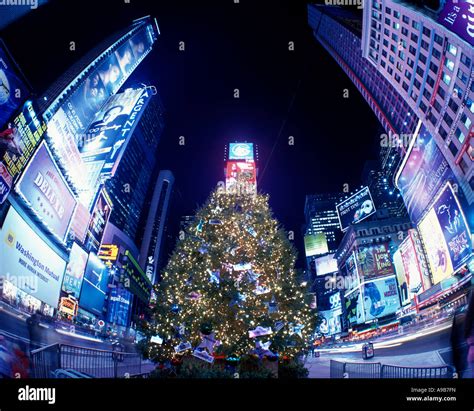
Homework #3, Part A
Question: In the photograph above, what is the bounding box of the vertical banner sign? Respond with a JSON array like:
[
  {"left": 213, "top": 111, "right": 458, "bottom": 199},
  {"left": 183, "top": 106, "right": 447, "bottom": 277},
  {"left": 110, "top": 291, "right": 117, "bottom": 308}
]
[{"left": 0, "top": 162, "right": 12, "bottom": 204}]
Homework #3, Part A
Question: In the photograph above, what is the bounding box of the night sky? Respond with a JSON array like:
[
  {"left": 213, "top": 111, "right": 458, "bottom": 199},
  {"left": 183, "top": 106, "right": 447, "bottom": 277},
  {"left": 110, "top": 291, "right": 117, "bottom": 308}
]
[{"left": 1, "top": 0, "right": 382, "bottom": 267}]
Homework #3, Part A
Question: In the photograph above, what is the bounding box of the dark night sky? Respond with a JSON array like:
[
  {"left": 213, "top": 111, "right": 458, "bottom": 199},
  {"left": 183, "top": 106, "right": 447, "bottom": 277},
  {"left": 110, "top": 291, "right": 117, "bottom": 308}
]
[{"left": 1, "top": 0, "right": 381, "bottom": 267}]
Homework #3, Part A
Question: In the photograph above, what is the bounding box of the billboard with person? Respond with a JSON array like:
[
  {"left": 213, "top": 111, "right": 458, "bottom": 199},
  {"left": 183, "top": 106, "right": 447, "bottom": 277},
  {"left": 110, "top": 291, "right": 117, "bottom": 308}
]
[
  {"left": 61, "top": 242, "right": 88, "bottom": 299},
  {"left": 362, "top": 276, "right": 401, "bottom": 322},
  {"left": 336, "top": 186, "right": 376, "bottom": 231},
  {"left": 395, "top": 124, "right": 456, "bottom": 223},
  {"left": 85, "top": 188, "right": 113, "bottom": 251},
  {"left": 0, "top": 40, "right": 30, "bottom": 128},
  {"left": 357, "top": 243, "right": 394, "bottom": 280}
]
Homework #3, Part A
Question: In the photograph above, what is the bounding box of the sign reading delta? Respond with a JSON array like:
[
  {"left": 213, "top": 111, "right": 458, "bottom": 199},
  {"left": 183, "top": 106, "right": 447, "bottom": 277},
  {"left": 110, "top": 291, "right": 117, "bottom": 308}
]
[{"left": 15, "top": 141, "right": 77, "bottom": 241}]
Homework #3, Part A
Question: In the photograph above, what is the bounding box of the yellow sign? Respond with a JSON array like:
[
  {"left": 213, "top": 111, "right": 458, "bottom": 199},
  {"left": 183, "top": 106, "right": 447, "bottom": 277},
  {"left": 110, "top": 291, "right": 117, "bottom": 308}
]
[
  {"left": 59, "top": 297, "right": 77, "bottom": 317},
  {"left": 98, "top": 244, "right": 119, "bottom": 261}
]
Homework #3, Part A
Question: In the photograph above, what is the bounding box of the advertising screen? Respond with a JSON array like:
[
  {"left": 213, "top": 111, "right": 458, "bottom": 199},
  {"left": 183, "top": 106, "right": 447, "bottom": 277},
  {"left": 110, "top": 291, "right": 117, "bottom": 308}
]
[
  {"left": 15, "top": 141, "right": 77, "bottom": 241},
  {"left": 357, "top": 243, "right": 394, "bottom": 280},
  {"left": 396, "top": 124, "right": 456, "bottom": 223},
  {"left": 419, "top": 183, "right": 472, "bottom": 284},
  {"left": 0, "top": 207, "right": 67, "bottom": 307},
  {"left": 314, "top": 277, "right": 342, "bottom": 311},
  {"left": 304, "top": 233, "right": 329, "bottom": 257},
  {"left": 362, "top": 276, "right": 401, "bottom": 322},
  {"left": 318, "top": 308, "right": 342, "bottom": 336},
  {"left": 336, "top": 186, "right": 376, "bottom": 231},
  {"left": 2, "top": 100, "right": 47, "bottom": 179},
  {"left": 0, "top": 41, "right": 30, "bottom": 128},
  {"left": 399, "top": 232, "right": 424, "bottom": 300},
  {"left": 62, "top": 242, "right": 88, "bottom": 299},
  {"left": 437, "top": 0, "right": 474, "bottom": 47},
  {"left": 393, "top": 249, "right": 410, "bottom": 306},
  {"left": 229, "top": 143, "right": 254, "bottom": 161},
  {"left": 225, "top": 160, "right": 257, "bottom": 194},
  {"left": 345, "top": 251, "right": 360, "bottom": 291},
  {"left": 79, "top": 253, "right": 109, "bottom": 316},
  {"left": 314, "top": 253, "right": 338, "bottom": 276},
  {"left": 68, "top": 202, "right": 91, "bottom": 244},
  {"left": 85, "top": 189, "right": 113, "bottom": 250},
  {"left": 345, "top": 288, "right": 364, "bottom": 325},
  {"left": 106, "top": 286, "right": 132, "bottom": 327},
  {"left": 80, "top": 87, "right": 153, "bottom": 186}
]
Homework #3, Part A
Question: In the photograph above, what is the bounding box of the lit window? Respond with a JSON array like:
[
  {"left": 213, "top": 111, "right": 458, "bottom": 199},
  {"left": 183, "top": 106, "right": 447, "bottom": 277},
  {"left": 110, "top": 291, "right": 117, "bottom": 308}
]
[
  {"left": 447, "top": 43, "right": 458, "bottom": 56},
  {"left": 443, "top": 73, "right": 452, "bottom": 86},
  {"left": 445, "top": 58, "right": 455, "bottom": 71}
]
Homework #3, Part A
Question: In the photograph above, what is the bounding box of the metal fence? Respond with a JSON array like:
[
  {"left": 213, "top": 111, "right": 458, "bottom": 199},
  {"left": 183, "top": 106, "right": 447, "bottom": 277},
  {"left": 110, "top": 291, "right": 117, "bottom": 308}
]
[
  {"left": 330, "top": 360, "right": 456, "bottom": 379},
  {"left": 31, "top": 343, "right": 146, "bottom": 378}
]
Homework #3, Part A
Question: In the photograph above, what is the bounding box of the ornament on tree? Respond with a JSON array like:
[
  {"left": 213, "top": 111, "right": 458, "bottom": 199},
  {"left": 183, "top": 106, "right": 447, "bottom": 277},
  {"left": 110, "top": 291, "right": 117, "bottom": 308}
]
[
  {"left": 274, "top": 321, "right": 285, "bottom": 333},
  {"left": 245, "top": 270, "right": 260, "bottom": 283},
  {"left": 186, "top": 291, "right": 202, "bottom": 300},
  {"left": 229, "top": 292, "right": 246, "bottom": 307},
  {"left": 208, "top": 219, "right": 223, "bottom": 225},
  {"left": 233, "top": 262, "right": 252, "bottom": 271},
  {"left": 211, "top": 205, "right": 222, "bottom": 215},
  {"left": 254, "top": 281, "right": 271, "bottom": 295},
  {"left": 266, "top": 296, "right": 279, "bottom": 314},
  {"left": 253, "top": 340, "right": 276, "bottom": 358},
  {"left": 170, "top": 304, "right": 181, "bottom": 313},
  {"left": 195, "top": 219, "right": 204, "bottom": 234},
  {"left": 245, "top": 225, "right": 257, "bottom": 238},
  {"left": 207, "top": 269, "right": 220, "bottom": 285},
  {"left": 174, "top": 341, "right": 192, "bottom": 353},
  {"left": 289, "top": 323, "right": 304, "bottom": 338},
  {"left": 198, "top": 244, "right": 209, "bottom": 254},
  {"left": 150, "top": 335, "right": 163, "bottom": 345},
  {"left": 193, "top": 331, "right": 220, "bottom": 363},
  {"left": 249, "top": 326, "right": 273, "bottom": 338},
  {"left": 200, "top": 323, "right": 213, "bottom": 335}
]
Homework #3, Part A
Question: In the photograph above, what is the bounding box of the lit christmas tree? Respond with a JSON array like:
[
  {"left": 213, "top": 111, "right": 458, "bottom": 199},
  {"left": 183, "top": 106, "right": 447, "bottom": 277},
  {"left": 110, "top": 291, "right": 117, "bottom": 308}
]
[{"left": 143, "top": 188, "right": 316, "bottom": 364}]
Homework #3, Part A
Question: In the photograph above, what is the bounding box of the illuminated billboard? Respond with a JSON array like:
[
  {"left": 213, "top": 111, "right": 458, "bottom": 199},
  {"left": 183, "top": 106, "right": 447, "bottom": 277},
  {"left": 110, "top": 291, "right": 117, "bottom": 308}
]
[
  {"left": 393, "top": 249, "right": 410, "bottom": 306},
  {"left": 68, "top": 202, "right": 91, "bottom": 244},
  {"left": 229, "top": 143, "right": 254, "bottom": 161},
  {"left": 79, "top": 253, "right": 109, "bottom": 316},
  {"left": 106, "top": 286, "right": 132, "bottom": 327},
  {"left": 1, "top": 100, "right": 47, "bottom": 179},
  {"left": 304, "top": 233, "right": 329, "bottom": 257},
  {"left": 0, "top": 207, "right": 67, "bottom": 307},
  {"left": 418, "top": 183, "right": 472, "bottom": 284},
  {"left": 98, "top": 244, "right": 119, "bottom": 261},
  {"left": 345, "top": 288, "right": 364, "bottom": 325},
  {"left": 15, "top": 141, "right": 77, "bottom": 241},
  {"left": 437, "top": 0, "right": 474, "bottom": 47},
  {"left": 357, "top": 243, "right": 394, "bottom": 280},
  {"left": 396, "top": 124, "right": 456, "bottom": 223},
  {"left": 314, "top": 253, "right": 338, "bottom": 276},
  {"left": 362, "top": 276, "right": 401, "bottom": 322},
  {"left": 225, "top": 160, "right": 257, "bottom": 194},
  {"left": 80, "top": 87, "right": 153, "bottom": 187},
  {"left": 399, "top": 231, "right": 425, "bottom": 301},
  {"left": 62, "top": 242, "right": 88, "bottom": 299},
  {"left": 85, "top": 188, "right": 113, "bottom": 251},
  {"left": 336, "top": 186, "right": 376, "bottom": 231},
  {"left": 318, "top": 308, "right": 342, "bottom": 336},
  {"left": 0, "top": 40, "right": 30, "bottom": 128}
]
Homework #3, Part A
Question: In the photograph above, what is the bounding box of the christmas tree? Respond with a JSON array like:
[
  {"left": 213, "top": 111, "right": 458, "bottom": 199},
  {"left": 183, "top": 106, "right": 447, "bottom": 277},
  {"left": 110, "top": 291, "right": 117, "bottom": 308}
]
[{"left": 142, "top": 188, "right": 316, "bottom": 364}]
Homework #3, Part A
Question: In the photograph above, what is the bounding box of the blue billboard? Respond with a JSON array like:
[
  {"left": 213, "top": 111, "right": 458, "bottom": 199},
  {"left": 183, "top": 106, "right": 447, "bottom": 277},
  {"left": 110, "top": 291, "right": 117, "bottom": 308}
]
[
  {"left": 362, "top": 276, "right": 401, "bottom": 322},
  {"left": 79, "top": 253, "right": 109, "bottom": 316},
  {"left": 0, "top": 40, "right": 30, "bottom": 128},
  {"left": 106, "top": 286, "right": 132, "bottom": 327},
  {"left": 396, "top": 125, "right": 456, "bottom": 223},
  {"left": 229, "top": 143, "right": 254, "bottom": 161},
  {"left": 432, "top": 183, "right": 472, "bottom": 272}
]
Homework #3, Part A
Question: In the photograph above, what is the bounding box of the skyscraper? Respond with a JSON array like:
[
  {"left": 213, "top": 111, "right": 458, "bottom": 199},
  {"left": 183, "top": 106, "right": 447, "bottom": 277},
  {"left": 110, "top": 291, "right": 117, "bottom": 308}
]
[
  {"left": 361, "top": 0, "right": 473, "bottom": 205},
  {"left": 139, "top": 170, "right": 175, "bottom": 284}
]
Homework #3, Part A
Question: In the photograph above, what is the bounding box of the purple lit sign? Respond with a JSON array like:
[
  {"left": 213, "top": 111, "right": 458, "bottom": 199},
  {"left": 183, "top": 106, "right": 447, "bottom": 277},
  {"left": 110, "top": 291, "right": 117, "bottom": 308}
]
[{"left": 437, "top": 0, "right": 474, "bottom": 47}]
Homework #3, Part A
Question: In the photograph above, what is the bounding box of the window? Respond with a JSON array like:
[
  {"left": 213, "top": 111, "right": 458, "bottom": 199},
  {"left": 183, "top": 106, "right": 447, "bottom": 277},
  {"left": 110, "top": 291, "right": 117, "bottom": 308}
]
[
  {"left": 411, "top": 90, "right": 417, "bottom": 101},
  {"left": 448, "top": 141, "right": 458, "bottom": 156},
  {"left": 398, "top": 51, "right": 405, "bottom": 61},
  {"left": 447, "top": 42, "right": 458, "bottom": 56},
  {"left": 396, "top": 62, "right": 403, "bottom": 71},
  {"left": 385, "top": 17, "right": 391, "bottom": 25},
  {"left": 445, "top": 58, "right": 455, "bottom": 71},
  {"left": 455, "top": 128, "right": 465, "bottom": 144},
  {"left": 381, "top": 60, "right": 386, "bottom": 68},
  {"left": 423, "top": 88, "right": 431, "bottom": 100},
  {"left": 409, "top": 45, "right": 417, "bottom": 56},
  {"left": 383, "top": 39, "right": 389, "bottom": 47},
  {"left": 394, "top": 10, "right": 400, "bottom": 18},
  {"left": 385, "top": 7, "right": 392, "bottom": 14},
  {"left": 421, "top": 40, "right": 429, "bottom": 50},
  {"left": 434, "top": 34, "right": 443, "bottom": 45},
  {"left": 411, "top": 33, "right": 418, "bottom": 42},
  {"left": 391, "top": 44, "right": 397, "bottom": 53},
  {"left": 427, "top": 76, "right": 435, "bottom": 87},
  {"left": 433, "top": 99, "right": 442, "bottom": 113},
  {"left": 443, "top": 72, "right": 452, "bottom": 86},
  {"left": 402, "top": 82, "right": 409, "bottom": 91},
  {"left": 407, "top": 58, "right": 414, "bottom": 68},
  {"left": 457, "top": 68, "right": 468, "bottom": 84},
  {"left": 422, "top": 26, "right": 431, "bottom": 37},
  {"left": 387, "top": 66, "right": 393, "bottom": 75},
  {"left": 419, "top": 100, "right": 427, "bottom": 113},
  {"left": 461, "top": 113, "right": 472, "bottom": 129},
  {"left": 393, "top": 22, "right": 400, "bottom": 30},
  {"left": 392, "top": 33, "right": 398, "bottom": 42},
  {"left": 402, "top": 15, "right": 410, "bottom": 24},
  {"left": 384, "top": 28, "right": 390, "bottom": 36},
  {"left": 405, "top": 69, "right": 412, "bottom": 80},
  {"left": 444, "top": 112, "right": 454, "bottom": 127},
  {"left": 419, "top": 53, "right": 427, "bottom": 64},
  {"left": 416, "top": 66, "right": 424, "bottom": 77},
  {"left": 429, "top": 61, "right": 438, "bottom": 74},
  {"left": 448, "top": 98, "right": 459, "bottom": 113},
  {"left": 461, "top": 53, "right": 472, "bottom": 67},
  {"left": 412, "top": 21, "right": 420, "bottom": 30},
  {"left": 432, "top": 48, "right": 441, "bottom": 59},
  {"left": 439, "top": 127, "right": 448, "bottom": 140},
  {"left": 395, "top": 73, "right": 401, "bottom": 83},
  {"left": 414, "top": 78, "right": 421, "bottom": 89},
  {"left": 389, "top": 55, "right": 395, "bottom": 64},
  {"left": 402, "top": 27, "right": 408, "bottom": 36},
  {"left": 438, "top": 86, "right": 446, "bottom": 99},
  {"left": 382, "top": 49, "right": 387, "bottom": 58}
]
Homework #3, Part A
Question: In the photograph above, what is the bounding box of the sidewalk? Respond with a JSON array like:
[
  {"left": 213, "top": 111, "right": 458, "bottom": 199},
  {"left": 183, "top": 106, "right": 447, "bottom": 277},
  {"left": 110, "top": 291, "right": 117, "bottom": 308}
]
[{"left": 305, "top": 350, "right": 447, "bottom": 378}]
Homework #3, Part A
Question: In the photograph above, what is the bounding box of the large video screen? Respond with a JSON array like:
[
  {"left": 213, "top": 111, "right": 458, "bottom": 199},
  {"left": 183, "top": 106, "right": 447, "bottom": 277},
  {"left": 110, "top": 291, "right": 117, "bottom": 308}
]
[
  {"left": 79, "top": 253, "right": 109, "bottom": 316},
  {"left": 0, "top": 207, "right": 67, "bottom": 307},
  {"left": 396, "top": 124, "right": 456, "bottom": 223},
  {"left": 225, "top": 160, "right": 257, "bottom": 194},
  {"left": 336, "top": 186, "right": 376, "bottom": 231},
  {"left": 85, "top": 188, "right": 113, "bottom": 250},
  {"left": 314, "top": 253, "right": 338, "bottom": 276},
  {"left": 62, "top": 242, "right": 88, "bottom": 299},
  {"left": 1, "top": 101, "right": 46, "bottom": 179},
  {"left": 399, "top": 231, "right": 425, "bottom": 300},
  {"left": 15, "top": 141, "right": 77, "bottom": 241},
  {"left": 0, "top": 41, "right": 30, "bottom": 128},
  {"left": 418, "top": 183, "right": 472, "bottom": 284},
  {"left": 345, "top": 288, "right": 364, "bottom": 325},
  {"left": 106, "top": 286, "right": 132, "bottom": 327},
  {"left": 437, "top": 0, "right": 474, "bottom": 47},
  {"left": 304, "top": 233, "right": 328, "bottom": 257},
  {"left": 357, "top": 243, "right": 394, "bottom": 280},
  {"left": 80, "top": 87, "right": 153, "bottom": 187},
  {"left": 318, "top": 308, "right": 342, "bottom": 336},
  {"left": 362, "top": 276, "right": 401, "bottom": 322},
  {"left": 229, "top": 143, "right": 254, "bottom": 161}
]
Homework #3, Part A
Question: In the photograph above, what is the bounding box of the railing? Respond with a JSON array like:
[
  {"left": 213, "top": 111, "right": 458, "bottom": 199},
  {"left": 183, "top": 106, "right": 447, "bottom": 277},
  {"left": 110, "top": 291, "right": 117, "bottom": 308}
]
[
  {"left": 31, "top": 343, "right": 145, "bottom": 378},
  {"left": 330, "top": 360, "right": 456, "bottom": 379}
]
